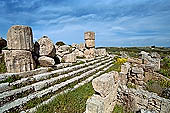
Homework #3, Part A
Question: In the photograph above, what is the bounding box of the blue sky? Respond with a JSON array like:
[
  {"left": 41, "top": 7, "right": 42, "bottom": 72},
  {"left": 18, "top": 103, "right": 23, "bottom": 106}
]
[{"left": 0, "top": 0, "right": 170, "bottom": 47}]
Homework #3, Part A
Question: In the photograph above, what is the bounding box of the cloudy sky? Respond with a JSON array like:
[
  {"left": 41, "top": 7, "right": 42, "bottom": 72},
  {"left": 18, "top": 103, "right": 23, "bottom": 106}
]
[{"left": 0, "top": 0, "right": 170, "bottom": 47}]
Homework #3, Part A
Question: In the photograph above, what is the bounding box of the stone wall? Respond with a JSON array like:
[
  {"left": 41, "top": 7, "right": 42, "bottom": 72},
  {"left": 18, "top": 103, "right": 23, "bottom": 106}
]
[{"left": 117, "top": 84, "right": 170, "bottom": 113}]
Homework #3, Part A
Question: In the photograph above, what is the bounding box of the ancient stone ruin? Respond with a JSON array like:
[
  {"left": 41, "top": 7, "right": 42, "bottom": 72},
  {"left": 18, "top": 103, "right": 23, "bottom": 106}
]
[
  {"left": 1, "top": 25, "right": 168, "bottom": 113},
  {"left": 3, "top": 25, "right": 35, "bottom": 73},
  {"left": 86, "top": 71, "right": 119, "bottom": 113},
  {"left": 2, "top": 25, "right": 108, "bottom": 73}
]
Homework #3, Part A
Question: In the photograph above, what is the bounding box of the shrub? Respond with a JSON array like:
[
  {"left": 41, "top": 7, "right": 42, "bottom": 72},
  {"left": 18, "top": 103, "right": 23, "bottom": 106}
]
[
  {"left": 55, "top": 41, "right": 65, "bottom": 46},
  {"left": 117, "top": 58, "right": 127, "bottom": 64}
]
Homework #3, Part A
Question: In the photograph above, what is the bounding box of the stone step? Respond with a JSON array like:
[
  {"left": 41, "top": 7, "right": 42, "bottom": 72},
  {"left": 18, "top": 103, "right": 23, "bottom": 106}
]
[
  {"left": 0, "top": 57, "right": 108, "bottom": 93},
  {"left": 0, "top": 59, "right": 113, "bottom": 113},
  {"left": 25, "top": 63, "right": 114, "bottom": 113},
  {"left": 0, "top": 57, "right": 112, "bottom": 106},
  {"left": 0, "top": 56, "right": 105, "bottom": 83}
]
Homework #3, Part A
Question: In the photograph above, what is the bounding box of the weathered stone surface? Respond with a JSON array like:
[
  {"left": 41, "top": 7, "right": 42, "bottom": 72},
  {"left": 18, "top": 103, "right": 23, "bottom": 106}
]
[
  {"left": 38, "top": 36, "right": 56, "bottom": 57},
  {"left": 63, "top": 53, "right": 76, "bottom": 63},
  {"left": 92, "top": 73, "right": 114, "bottom": 97},
  {"left": 121, "top": 62, "right": 130, "bottom": 75},
  {"left": 85, "top": 40, "right": 95, "bottom": 48},
  {"left": 7, "top": 25, "right": 34, "bottom": 51},
  {"left": 73, "top": 49, "right": 84, "bottom": 58},
  {"left": 0, "top": 37, "right": 7, "bottom": 49},
  {"left": 38, "top": 56, "right": 55, "bottom": 67},
  {"left": 84, "top": 31, "right": 95, "bottom": 40},
  {"left": 86, "top": 71, "right": 118, "bottom": 113},
  {"left": 58, "top": 45, "right": 71, "bottom": 52},
  {"left": 95, "top": 49, "right": 107, "bottom": 56},
  {"left": 151, "top": 52, "right": 160, "bottom": 58},
  {"left": 86, "top": 94, "right": 104, "bottom": 113},
  {"left": 78, "top": 43, "right": 85, "bottom": 51},
  {"left": 2, "top": 50, "right": 35, "bottom": 73},
  {"left": 84, "top": 48, "right": 95, "bottom": 59},
  {"left": 132, "top": 67, "right": 144, "bottom": 74}
]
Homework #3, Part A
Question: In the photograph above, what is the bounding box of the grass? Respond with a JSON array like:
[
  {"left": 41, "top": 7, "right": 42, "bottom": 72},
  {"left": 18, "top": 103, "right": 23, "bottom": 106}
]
[
  {"left": 72, "top": 61, "right": 85, "bottom": 66},
  {"left": 0, "top": 75, "right": 22, "bottom": 84},
  {"left": 23, "top": 61, "right": 111, "bottom": 112},
  {"left": 35, "top": 82, "right": 95, "bottom": 113},
  {"left": 112, "top": 104, "right": 124, "bottom": 113}
]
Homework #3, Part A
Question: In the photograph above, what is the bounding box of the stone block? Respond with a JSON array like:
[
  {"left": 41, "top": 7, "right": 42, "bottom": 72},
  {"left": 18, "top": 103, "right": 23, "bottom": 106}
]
[
  {"left": 84, "top": 48, "right": 95, "bottom": 59},
  {"left": 95, "top": 49, "right": 107, "bottom": 56},
  {"left": 38, "top": 36, "right": 56, "bottom": 57},
  {"left": 84, "top": 31, "right": 95, "bottom": 40},
  {"left": 58, "top": 45, "right": 71, "bottom": 52},
  {"left": 38, "top": 56, "right": 55, "bottom": 67},
  {"left": 86, "top": 94, "right": 104, "bottom": 113},
  {"left": 85, "top": 40, "right": 95, "bottom": 48},
  {"left": 92, "top": 73, "right": 114, "bottom": 97},
  {"left": 63, "top": 53, "right": 76, "bottom": 63},
  {"left": 3, "top": 50, "right": 35, "bottom": 73},
  {"left": 78, "top": 43, "right": 85, "bottom": 51},
  {"left": 132, "top": 67, "right": 144, "bottom": 74},
  {"left": 7, "top": 25, "right": 34, "bottom": 51},
  {"left": 73, "top": 49, "right": 84, "bottom": 58},
  {"left": 121, "top": 62, "right": 130, "bottom": 75}
]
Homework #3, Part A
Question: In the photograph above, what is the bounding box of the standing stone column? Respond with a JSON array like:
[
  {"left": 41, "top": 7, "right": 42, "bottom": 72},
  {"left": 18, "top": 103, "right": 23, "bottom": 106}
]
[
  {"left": 84, "top": 31, "right": 95, "bottom": 48},
  {"left": 84, "top": 31, "right": 95, "bottom": 58},
  {"left": 3, "top": 25, "right": 35, "bottom": 73}
]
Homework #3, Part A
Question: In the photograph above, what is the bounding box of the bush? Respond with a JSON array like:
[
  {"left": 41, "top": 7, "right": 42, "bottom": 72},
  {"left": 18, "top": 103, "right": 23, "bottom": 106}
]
[
  {"left": 117, "top": 58, "right": 127, "bottom": 64},
  {"left": 55, "top": 41, "right": 65, "bottom": 46}
]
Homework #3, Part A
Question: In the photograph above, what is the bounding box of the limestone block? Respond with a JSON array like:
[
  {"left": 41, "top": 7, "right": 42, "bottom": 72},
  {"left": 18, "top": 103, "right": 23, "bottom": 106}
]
[
  {"left": 38, "top": 36, "right": 56, "bottom": 57},
  {"left": 3, "top": 50, "right": 35, "bottom": 73},
  {"left": 84, "top": 48, "right": 95, "bottom": 59},
  {"left": 121, "top": 62, "right": 130, "bottom": 75},
  {"left": 84, "top": 31, "right": 95, "bottom": 40},
  {"left": 63, "top": 53, "right": 76, "bottom": 63},
  {"left": 95, "top": 49, "right": 107, "bottom": 56},
  {"left": 86, "top": 94, "right": 104, "bottom": 113},
  {"left": 7, "top": 25, "right": 34, "bottom": 51},
  {"left": 85, "top": 40, "right": 95, "bottom": 48},
  {"left": 58, "top": 45, "right": 71, "bottom": 52},
  {"left": 132, "top": 67, "right": 144, "bottom": 74},
  {"left": 38, "top": 56, "right": 55, "bottom": 67},
  {"left": 78, "top": 43, "right": 85, "bottom": 51},
  {"left": 151, "top": 52, "right": 160, "bottom": 58},
  {"left": 73, "top": 49, "right": 84, "bottom": 58},
  {"left": 92, "top": 73, "right": 114, "bottom": 97}
]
